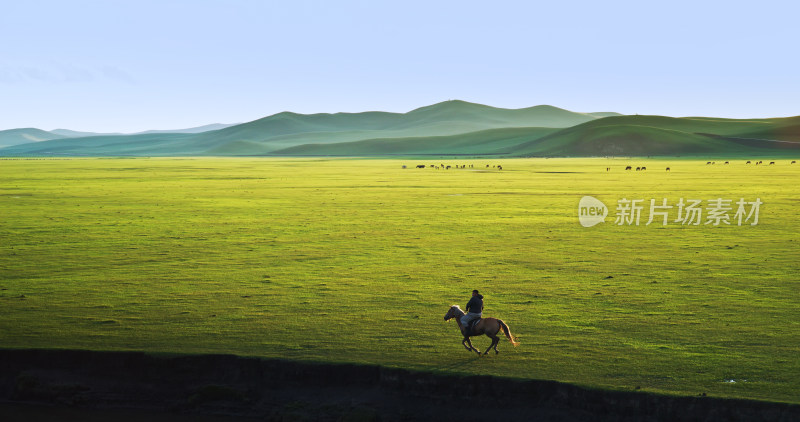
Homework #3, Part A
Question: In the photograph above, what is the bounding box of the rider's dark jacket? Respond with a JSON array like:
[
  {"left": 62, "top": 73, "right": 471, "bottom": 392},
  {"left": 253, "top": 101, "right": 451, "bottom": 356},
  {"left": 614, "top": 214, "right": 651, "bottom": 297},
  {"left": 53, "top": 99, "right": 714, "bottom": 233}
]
[{"left": 465, "top": 294, "right": 484, "bottom": 314}]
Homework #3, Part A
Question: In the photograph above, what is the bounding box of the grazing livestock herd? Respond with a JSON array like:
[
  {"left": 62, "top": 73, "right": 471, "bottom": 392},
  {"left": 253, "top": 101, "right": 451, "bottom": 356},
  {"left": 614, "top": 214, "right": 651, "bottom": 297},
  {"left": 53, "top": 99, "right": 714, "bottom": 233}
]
[
  {"left": 407, "top": 160, "right": 796, "bottom": 172},
  {"left": 408, "top": 163, "right": 503, "bottom": 170},
  {"left": 612, "top": 160, "right": 796, "bottom": 172}
]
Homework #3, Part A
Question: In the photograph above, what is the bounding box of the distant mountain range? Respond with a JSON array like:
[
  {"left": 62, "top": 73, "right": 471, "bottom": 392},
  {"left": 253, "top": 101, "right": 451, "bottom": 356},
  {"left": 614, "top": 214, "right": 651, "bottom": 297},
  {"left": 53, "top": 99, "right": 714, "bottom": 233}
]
[
  {"left": 46, "top": 124, "right": 237, "bottom": 139},
  {"left": 1, "top": 100, "right": 798, "bottom": 157},
  {"left": 0, "top": 123, "right": 238, "bottom": 149},
  {"left": 0, "top": 128, "right": 68, "bottom": 148}
]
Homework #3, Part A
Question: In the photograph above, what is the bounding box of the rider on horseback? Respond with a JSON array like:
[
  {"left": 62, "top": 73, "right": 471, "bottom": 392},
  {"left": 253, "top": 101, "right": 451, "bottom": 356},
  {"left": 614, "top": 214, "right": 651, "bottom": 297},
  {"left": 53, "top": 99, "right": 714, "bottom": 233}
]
[{"left": 461, "top": 289, "right": 483, "bottom": 336}]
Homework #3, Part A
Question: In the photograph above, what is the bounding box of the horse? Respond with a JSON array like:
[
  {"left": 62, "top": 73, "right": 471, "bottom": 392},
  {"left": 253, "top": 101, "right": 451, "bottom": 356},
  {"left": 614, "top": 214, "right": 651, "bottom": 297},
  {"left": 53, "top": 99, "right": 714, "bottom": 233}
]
[{"left": 444, "top": 305, "right": 518, "bottom": 356}]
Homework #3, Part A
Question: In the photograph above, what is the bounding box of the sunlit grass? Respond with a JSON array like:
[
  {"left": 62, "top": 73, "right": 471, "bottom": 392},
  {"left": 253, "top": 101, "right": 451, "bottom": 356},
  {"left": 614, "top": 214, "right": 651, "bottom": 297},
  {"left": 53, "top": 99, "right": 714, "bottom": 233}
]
[{"left": 1, "top": 157, "right": 798, "bottom": 403}]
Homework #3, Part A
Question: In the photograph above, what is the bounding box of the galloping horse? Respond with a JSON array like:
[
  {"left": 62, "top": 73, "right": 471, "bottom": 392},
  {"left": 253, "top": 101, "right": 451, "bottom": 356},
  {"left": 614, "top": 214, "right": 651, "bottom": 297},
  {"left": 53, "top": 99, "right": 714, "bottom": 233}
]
[{"left": 444, "top": 305, "right": 519, "bottom": 356}]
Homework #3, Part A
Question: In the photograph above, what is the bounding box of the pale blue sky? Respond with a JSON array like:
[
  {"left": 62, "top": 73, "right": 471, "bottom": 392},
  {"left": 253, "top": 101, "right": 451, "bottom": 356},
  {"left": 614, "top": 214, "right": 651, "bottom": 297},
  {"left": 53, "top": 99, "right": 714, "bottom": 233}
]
[{"left": 2, "top": 0, "right": 798, "bottom": 132}]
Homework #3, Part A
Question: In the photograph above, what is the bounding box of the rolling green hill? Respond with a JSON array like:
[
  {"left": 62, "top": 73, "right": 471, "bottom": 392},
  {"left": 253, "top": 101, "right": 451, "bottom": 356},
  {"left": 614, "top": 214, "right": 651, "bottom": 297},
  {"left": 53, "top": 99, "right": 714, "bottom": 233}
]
[
  {"left": 269, "top": 127, "right": 559, "bottom": 156},
  {"left": 393, "top": 101, "right": 603, "bottom": 130},
  {"left": 0, "top": 100, "right": 604, "bottom": 156},
  {"left": 508, "top": 115, "right": 800, "bottom": 157},
  {"left": 1, "top": 102, "right": 798, "bottom": 157},
  {"left": 584, "top": 115, "right": 778, "bottom": 136},
  {"left": 0, "top": 133, "right": 194, "bottom": 156},
  {"left": 725, "top": 116, "right": 800, "bottom": 142},
  {"left": 187, "top": 100, "right": 601, "bottom": 151},
  {"left": 0, "top": 128, "right": 66, "bottom": 148},
  {"left": 270, "top": 115, "right": 800, "bottom": 157},
  {"left": 510, "top": 124, "right": 737, "bottom": 156}
]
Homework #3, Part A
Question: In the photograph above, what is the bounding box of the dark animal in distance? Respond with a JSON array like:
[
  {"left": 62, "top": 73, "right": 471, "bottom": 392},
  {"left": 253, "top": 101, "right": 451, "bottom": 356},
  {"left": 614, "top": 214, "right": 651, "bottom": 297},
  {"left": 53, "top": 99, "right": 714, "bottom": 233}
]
[
  {"left": 792, "top": 161, "right": 797, "bottom": 164},
  {"left": 746, "top": 161, "right": 751, "bottom": 164},
  {"left": 770, "top": 162, "right": 775, "bottom": 165},
  {"left": 666, "top": 167, "right": 670, "bottom": 171},
  {"left": 625, "top": 166, "right": 632, "bottom": 170},
  {"left": 416, "top": 165, "right": 425, "bottom": 169}
]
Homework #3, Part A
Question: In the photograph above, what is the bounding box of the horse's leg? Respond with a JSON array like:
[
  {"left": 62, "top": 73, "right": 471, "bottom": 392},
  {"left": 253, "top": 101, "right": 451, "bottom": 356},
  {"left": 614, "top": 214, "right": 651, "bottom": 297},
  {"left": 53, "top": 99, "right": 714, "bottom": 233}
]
[
  {"left": 484, "top": 334, "right": 500, "bottom": 356},
  {"left": 465, "top": 337, "right": 481, "bottom": 355},
  {"left": 462, "top": 337, "right": 472, "bottom": 352}
]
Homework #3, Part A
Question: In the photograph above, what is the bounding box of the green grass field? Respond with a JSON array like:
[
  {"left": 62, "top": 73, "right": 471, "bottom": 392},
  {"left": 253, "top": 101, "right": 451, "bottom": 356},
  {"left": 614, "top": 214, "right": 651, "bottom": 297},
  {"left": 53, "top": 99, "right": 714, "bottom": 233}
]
[{"left": 1, "top": 157, "right": 798, "bottom": 403}]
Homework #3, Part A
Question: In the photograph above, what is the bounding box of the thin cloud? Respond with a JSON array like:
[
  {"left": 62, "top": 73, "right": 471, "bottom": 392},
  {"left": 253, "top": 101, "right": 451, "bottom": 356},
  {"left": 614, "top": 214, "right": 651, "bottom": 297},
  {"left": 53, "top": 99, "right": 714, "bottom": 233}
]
[
  {"left": 61, "top": 64, "right": 95, "bottom": 83},
  {"left": 0, "top": 66, "right": 21, "bottom": 83},
  {"left": 101, "top": 65, "right": 137, "bottom": 85},
  {"left": 21, "top": 66, "right": 50, "bottom": 82}
]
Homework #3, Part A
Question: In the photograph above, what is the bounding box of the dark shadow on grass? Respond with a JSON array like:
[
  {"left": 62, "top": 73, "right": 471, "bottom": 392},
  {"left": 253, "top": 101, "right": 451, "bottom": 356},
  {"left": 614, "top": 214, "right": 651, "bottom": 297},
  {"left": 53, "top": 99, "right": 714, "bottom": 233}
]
[{"left": 1, "top": 349, "right": 798, "bottom": 422}]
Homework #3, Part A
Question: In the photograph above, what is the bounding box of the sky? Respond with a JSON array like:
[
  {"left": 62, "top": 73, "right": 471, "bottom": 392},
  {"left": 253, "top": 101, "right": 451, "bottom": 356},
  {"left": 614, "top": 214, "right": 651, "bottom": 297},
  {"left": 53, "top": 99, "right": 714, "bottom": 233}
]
[{"left": 2, "top": 0, "right": 798, "bottom": 133}]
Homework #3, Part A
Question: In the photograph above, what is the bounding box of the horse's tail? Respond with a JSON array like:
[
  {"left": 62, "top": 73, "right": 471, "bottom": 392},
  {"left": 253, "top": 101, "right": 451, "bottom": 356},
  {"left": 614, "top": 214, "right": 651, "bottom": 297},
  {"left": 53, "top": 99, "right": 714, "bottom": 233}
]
[{"left": 498, "top": 319, "right": 519, "bottom": 347}]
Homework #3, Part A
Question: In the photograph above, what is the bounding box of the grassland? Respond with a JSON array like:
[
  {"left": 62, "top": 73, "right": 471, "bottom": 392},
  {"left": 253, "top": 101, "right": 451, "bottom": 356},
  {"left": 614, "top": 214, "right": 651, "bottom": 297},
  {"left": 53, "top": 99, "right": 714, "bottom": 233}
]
[{"left": 1, "top": 157, "right": 798, "bottom": 404}]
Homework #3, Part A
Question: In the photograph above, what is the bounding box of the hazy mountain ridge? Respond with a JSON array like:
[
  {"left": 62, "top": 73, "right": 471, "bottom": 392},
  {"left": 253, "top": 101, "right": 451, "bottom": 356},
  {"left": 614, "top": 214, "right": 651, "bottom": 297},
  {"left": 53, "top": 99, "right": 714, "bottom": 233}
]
[
  {"left": 511, "top": 115, "right": 800, "bottom": 156},
  {"left": 0, "top": 128, "right": 67, "bottom": 148},
  {"left": 50, "top": 129, "right": 123, "bottom": 137},
  {"left": 269, "top": 114, "right": 800, "bottom": 157},
  {"left": 1, "top": 101, "right": 798, "bottom": 157},
  {"left": 0, "top": 123, "right": 238, "bottom": 150},
  {"left": 0, "top": 100, "right": 600, "bottom": 156},
  {"left": 270, "top": 127, "right": 559, "bottom": 156}
]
